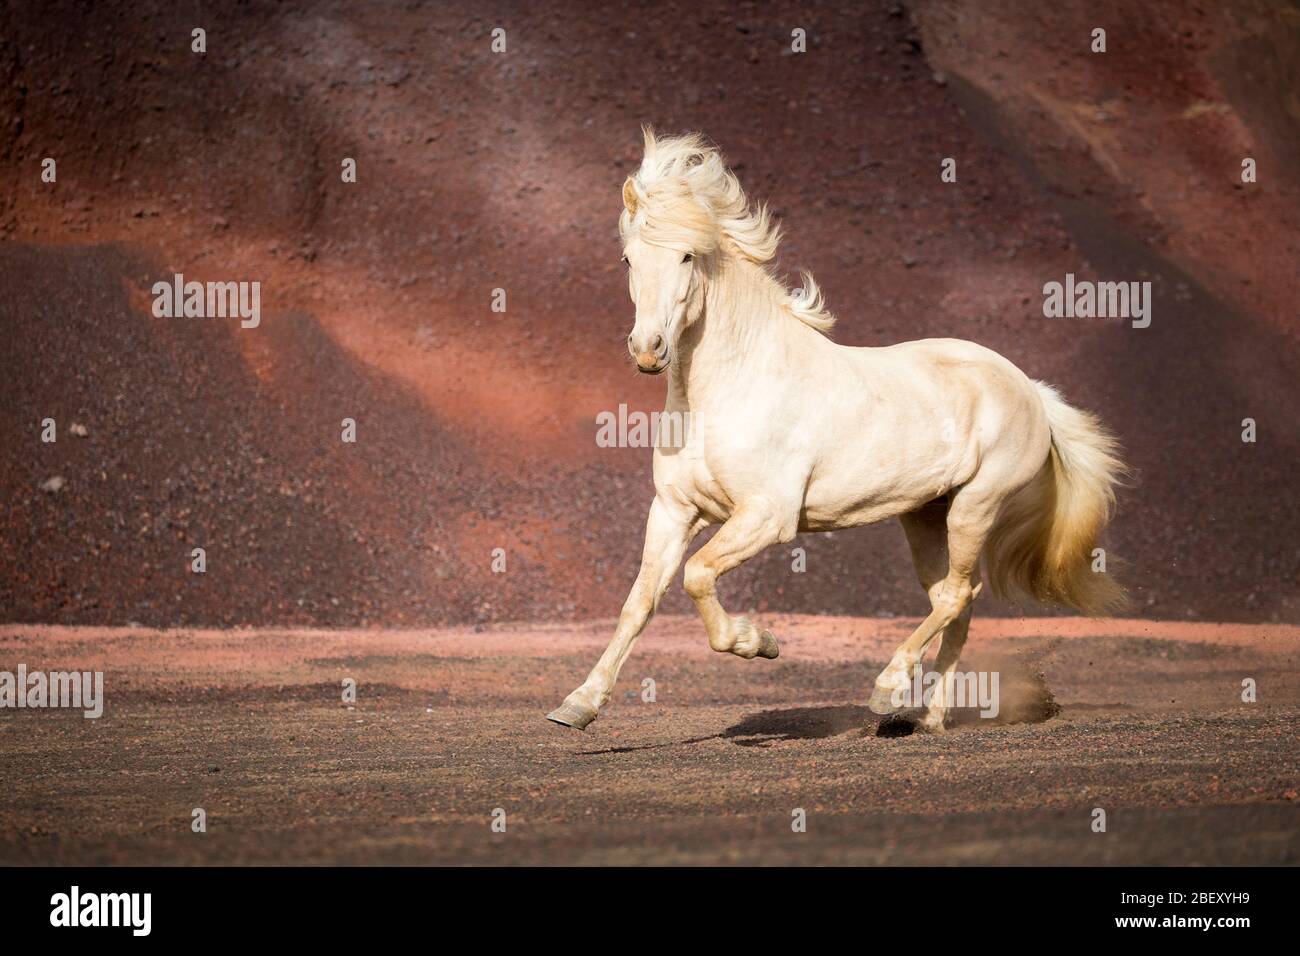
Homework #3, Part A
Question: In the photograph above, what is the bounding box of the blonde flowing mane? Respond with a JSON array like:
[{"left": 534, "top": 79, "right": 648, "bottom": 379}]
[{"left": 619, "top": 127, "right": 836, "bottom": 333}]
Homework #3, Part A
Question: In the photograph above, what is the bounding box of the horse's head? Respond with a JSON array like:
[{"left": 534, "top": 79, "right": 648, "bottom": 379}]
[
  {"left": 617, "top": 127, "right": 780, "bottom": 375},
  {"left": 621, "top": 232, "right": 700, "bottom": 375},
  {"left": 615, "top": 129, "right": 835, "bottom": 375}
]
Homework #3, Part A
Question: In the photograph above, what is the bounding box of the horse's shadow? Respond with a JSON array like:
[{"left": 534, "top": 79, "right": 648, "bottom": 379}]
[
  {"left": 577, "top": 688, "right": 1064, "bottom": 754},
  {"left": 578, "top": 704, "right": 912, "bottom": 755},
  {"left": 720, "top": 704, "right": 909, "bottom": 746}
]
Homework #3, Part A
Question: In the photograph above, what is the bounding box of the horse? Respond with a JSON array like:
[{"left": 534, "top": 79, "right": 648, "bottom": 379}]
[{"left": 548, "top": 128, "right": 1125, "bottom": 734}]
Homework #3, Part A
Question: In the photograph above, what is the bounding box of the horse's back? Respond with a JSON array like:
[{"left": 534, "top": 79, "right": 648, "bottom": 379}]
[
  {"left": 867, "top": 337, "right": 1044, "bottom": 411},
  {"left": 875, "top": 336, "right": 1029, "bottom": 376},
  {"left": 856, "top": 336, "right": 1049, "bottom": 484}
]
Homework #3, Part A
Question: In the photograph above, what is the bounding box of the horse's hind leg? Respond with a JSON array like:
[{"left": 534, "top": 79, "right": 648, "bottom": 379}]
[
  {"left": 917, "top": 603, "right": 972, "bottom": 732},
  {"left": 868, "top": 490, "right": 993, "bottom": 719},
  {"left": 683, "top": 501, "right": 789, "bottom": 660},
  {"left": 893, "top": 500, "right": 976, "bottom": 733}
]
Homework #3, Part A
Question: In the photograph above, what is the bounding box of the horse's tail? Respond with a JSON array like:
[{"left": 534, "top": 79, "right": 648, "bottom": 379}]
[{"left": 984, "top": 383, "right": 1128, "bottom": 616}]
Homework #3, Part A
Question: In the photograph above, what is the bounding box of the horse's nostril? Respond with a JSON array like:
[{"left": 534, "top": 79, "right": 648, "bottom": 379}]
[{"left": 651, "top": 334, "right": 664, "bottom": 353}]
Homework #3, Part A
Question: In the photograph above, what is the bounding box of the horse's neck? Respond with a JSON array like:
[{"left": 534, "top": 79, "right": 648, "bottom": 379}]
[{"left": 674, "top": 258, "right": 790, "bottom": 409}]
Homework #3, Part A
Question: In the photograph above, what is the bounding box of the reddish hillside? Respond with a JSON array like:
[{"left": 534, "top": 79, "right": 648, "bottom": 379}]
[{"left": 1, "top": 0, "right": 1296, "bottom": 626}]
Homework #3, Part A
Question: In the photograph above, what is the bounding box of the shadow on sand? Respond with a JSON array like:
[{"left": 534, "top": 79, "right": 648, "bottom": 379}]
[
  {"left": 578, "top": 688, "right": 1062, "bottom": 755},
  {"left": 578, "top": 704, "right": 909, "bottom": 755}
]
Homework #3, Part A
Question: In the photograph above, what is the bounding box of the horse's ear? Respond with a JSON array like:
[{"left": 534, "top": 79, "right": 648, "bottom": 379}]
[{"left": 622, "top": 177, "right": 638, "bottom": 215}]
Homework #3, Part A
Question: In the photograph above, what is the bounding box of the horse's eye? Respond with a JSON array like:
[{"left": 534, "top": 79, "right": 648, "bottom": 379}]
[
  {"left": 621, "top": 255, "right": 628, "bottom": 264},
  {"left": 682, "top": 253, "right": 693, "bottom": 263}
]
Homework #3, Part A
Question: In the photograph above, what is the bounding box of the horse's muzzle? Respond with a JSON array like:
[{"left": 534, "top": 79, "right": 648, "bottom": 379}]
[{"left": 629, "top": 331, "right": 669, "bottom": 374}]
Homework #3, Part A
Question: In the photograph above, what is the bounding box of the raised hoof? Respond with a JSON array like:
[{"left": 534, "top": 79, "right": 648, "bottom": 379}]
[
  {"left": 546, "top": 701, "right": 598, "bottom": 730},
  {"left": 867, "top": 681, "right": 903, "bottom": 716},
  {"left": 757, "top": 629, "right": 780, "bottom": 659}
]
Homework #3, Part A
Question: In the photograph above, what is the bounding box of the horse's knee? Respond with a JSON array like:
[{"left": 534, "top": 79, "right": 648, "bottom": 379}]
[{"left": 683, "top": 560, "right": 714, "bottom": 601}]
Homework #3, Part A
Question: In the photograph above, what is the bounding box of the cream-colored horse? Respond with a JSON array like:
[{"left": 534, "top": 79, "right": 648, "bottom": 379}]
[{"left": 548, "top": 128, "right": 1124, "bottom": 734}]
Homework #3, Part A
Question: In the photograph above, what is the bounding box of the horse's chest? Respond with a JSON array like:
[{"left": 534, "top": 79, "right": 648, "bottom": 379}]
[
  {"left": 654, "top": 435, "right": 737, "bottom": 523},
  {"left": 679, "top": 456, "right": 737, "bottom": 521},
  {"left": 685, "top": 473, "right": 736, "bottom": 523}
]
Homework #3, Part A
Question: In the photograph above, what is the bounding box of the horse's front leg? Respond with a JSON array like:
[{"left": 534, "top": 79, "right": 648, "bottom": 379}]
[
  {"left": 683, "top": 499, "right": 791, "bottom": 660},
  {"left": 547, "top": 497, "right": 701, "bottom": 730}
]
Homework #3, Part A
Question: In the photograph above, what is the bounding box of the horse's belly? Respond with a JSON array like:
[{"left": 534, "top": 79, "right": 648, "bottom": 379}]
[
  {"left": 799, "top": 488, "right": 942, "bottom": 531},
  {"left": 799, "top": 453, "right": 955, "bottom": 530}
]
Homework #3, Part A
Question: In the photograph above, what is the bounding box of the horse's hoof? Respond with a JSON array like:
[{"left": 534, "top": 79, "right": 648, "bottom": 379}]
[
  {"left": 916, "top": 716, "right": 948, "bottom": 736},
  {"left": 867, "top": 682, "right": 903, "bottom": 716},
  {"left": 546, "top": 701, "right": 598, "bottom": 730},
  {"left": 757, "top": 629, "right": 780, "bottom": 659}
]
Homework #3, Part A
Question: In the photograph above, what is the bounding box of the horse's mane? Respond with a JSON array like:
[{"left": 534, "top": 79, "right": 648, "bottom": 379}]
[{"left": 619, "top": 127, "right": 836, "bottom": 333}]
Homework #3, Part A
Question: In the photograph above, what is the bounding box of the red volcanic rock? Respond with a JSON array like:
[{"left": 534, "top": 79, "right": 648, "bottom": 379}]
[{"left": 0, "top": 0, "right": 1295, "bottom": 627}]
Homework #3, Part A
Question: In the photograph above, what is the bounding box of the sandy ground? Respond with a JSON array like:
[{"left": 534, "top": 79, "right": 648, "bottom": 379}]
[{"left": 1, "top": 615, "right": 1296, "bottom": 865}]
